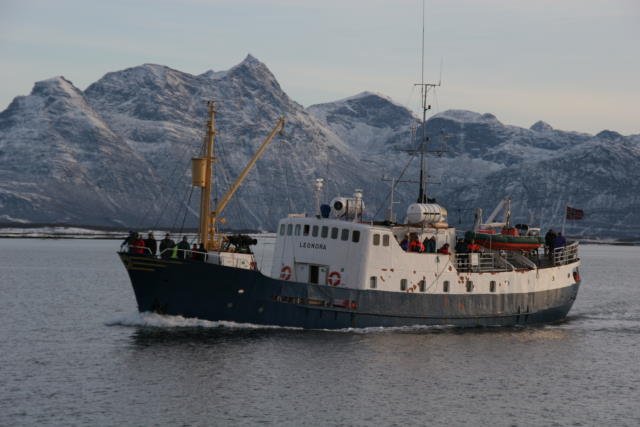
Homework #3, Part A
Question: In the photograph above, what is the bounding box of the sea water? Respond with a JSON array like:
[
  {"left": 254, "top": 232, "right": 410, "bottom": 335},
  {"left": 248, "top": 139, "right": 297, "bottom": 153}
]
[{"left": 1, "top": 239, "right": 639, "bottom": 426}]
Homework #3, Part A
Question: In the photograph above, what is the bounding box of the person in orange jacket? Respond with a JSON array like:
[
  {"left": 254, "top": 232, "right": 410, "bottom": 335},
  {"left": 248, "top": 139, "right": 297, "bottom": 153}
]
[{"left": 408, "top": 233, "right": 425, "bottom": 253}]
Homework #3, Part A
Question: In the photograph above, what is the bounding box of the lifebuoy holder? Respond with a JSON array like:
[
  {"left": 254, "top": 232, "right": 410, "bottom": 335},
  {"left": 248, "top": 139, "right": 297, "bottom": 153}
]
[
  {"left": 327, "top": 271, "right": 341, "bottom": 286},
  {"left": 280, "top": 265, "right": 292, "bottom": 280}
]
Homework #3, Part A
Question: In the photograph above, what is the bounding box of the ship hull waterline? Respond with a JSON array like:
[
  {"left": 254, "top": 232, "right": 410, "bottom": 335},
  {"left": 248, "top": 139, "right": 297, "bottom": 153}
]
[{"left": 119, "top": 253, "right": 580, "bottom": 329}]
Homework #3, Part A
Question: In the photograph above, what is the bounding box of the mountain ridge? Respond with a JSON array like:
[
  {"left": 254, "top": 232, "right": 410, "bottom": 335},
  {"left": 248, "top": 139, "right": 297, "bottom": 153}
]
[{"left": 1, "top": 56, "right": 638, "bottom": 238}]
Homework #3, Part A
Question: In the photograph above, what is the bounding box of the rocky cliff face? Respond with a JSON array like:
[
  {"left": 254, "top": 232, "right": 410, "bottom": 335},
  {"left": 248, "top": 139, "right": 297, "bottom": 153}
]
[{"left": 1, "top": 55, "right": 638, "bottom": 238}]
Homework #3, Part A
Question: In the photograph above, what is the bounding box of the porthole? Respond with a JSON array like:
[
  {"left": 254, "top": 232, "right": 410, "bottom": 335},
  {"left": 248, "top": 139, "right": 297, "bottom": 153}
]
[
  {"left": 352, "top": 230, "right": 360, "bottom": 243},
  {"left": 382, "top": 235, "right": 390, "bottom": 246},
  {"left": 400, "top": 279, "right": 407, "bottom": 291},
  {"left": 279, "top": 224, "right": 285, "bottom": 235},
  {"left": 373, "top": 234, "right": 380, "bottom": 246},
  {"left": 443, "top": 281, "right": 449, "bottom": 293},
  {"left": 295, "top": 224, "right": 301, "bottom": 236},
  {"left": 312, "top": 225, "right": 318, "bottom": 237},
  {"left": 286, "top": 224, "right": 292, "bottom": 235},
  {"left": 303, "top": 224, "right": 309, "bottom": 236},
  {"left": 341, "top": 229, "right": 349, "bottom": 241},
  {"left": 321, "top": 226, "right": 329, "bottom": 238},
  {"left": 490, "top": 281, "right": 496, "bottom": 293},
  {"left": 419, "top": 280, "right": 426, "bottom": 292},
  {"left": 466, "top": 281, "right": 474, "bottom": 293}
]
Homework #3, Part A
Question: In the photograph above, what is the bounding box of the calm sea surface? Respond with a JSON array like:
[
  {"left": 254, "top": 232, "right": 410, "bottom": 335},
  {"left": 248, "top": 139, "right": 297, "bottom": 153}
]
[{"left": 1, "top": 239, "right": 639, "bottom": 426}]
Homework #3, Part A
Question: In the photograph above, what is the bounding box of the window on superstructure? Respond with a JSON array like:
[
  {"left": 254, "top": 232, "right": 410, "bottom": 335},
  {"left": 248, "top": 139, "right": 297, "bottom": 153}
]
[
  {"left": 321, "top": 226, "right": 328, "bottom": 238},
  {"left": 341, "top": 229, "right": 349, "bottom": 241},
  {"left": 286, "top": 224, "right": 292, "bottom": 236},
  {"left": 382, "top": 235, "right": 390, "bottom": 246},
  {"left": 419, "top": 280, "right": 426, "bottom": 292},
  {"left": 400, "top": 279, "right": 407, "bottom": 291},
  {"left": 295, "top": 224, "right": 301, "bottom": 236},
  {"left": 352, "top": 230, "right": 360, "bottom": 243},
  {"left": 331, "top": 227, "right": 339, "bottom": 239},
  {"left": 279, "top": 224, "right": 285, "bottom": 235},
  {"left": 370, "top": 276, "right": 377, "bottom": 289},
  {"left": 443, "top": 281, "right": 449, "bottom": 293},
  {"left": 303, "top": 224, "right": 310, "bottom": 236},
  {"left": 373, "top": 234, "right": 380, "bottom": 246},
  {"left": 490, "top": 281, "right": 496, "bottom": 293},
  {"left": 466, "top": 280, "right": 474, "bottom": 293},
  {"left": 312, "top": 225, "right": 318, "bottom": 237}
]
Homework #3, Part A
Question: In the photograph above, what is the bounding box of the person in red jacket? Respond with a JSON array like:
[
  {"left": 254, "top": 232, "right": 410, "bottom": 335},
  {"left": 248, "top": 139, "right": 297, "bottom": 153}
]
[
  {"left": 467, "top": 239, "right": 481, "bottom": 253},
  {"left": 437, "top": 243, "right": 450, "bottom": 254},
  {"left": 408, "top": 233, "right": 425, "bottom": 253},
  {"left": 131, "top": 233, "right": 146, "bottom": 255}
]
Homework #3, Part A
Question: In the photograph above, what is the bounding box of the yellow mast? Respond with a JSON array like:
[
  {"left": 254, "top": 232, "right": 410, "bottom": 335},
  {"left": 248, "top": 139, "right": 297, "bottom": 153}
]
[
  {"left": 192, "top": 101, "right": 216, "bottom": 248},
  {"left": 192, "top": 102, "right": 285, "bottom": 251}
]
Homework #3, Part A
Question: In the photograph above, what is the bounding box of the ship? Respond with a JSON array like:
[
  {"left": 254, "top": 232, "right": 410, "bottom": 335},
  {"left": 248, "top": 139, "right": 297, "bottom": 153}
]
[{"left": 118, "top": 96, "right": 582, "bottom": 329}]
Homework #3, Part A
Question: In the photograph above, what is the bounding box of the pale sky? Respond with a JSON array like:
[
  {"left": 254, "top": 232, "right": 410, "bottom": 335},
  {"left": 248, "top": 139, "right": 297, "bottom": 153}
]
[{"left": 1, "top": 0, "right": 638, "bottom": 134}]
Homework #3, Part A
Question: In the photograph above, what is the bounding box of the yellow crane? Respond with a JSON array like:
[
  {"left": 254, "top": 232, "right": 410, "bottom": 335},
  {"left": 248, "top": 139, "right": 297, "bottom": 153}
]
[{"left": 192, "top": 100, "right": 285, "bottom": 250}]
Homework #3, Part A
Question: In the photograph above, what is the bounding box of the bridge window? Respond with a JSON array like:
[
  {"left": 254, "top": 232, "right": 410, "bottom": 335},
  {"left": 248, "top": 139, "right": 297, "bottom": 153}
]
[
  {"left": 400, "top": 279, "right": 407, "bottom": 291},
  {"left": 490, "top": 281, "right": 496, "bottom": 292},
  {"left": 352, "top": 230, "right": 360, "bottom": 243},
  {"left": 331, "top": 227, "right": 339, "bottom": 239},
  {"left": 303, "top": 224, "right": 310, "bottom": 236},
  {"left": 279, "top": 224, "right": 285, "bottom": 235},
  {"left": 373, "top": 234, "right": 380, "bottom": 246},
  {"left": 443, "top": 280, "right": 449, "bottom": 293},
  {"left": 382, "top": 235, "right": 390, "bottom": 246},
  {"left": 369, "top": 276, "right": 377, "bottom": 289},
  {"left": 312, "top": 225, "right": 318, "bottom": 237},
  {"left": 295, "top": 224, "right": 301, "bottom": 236},
  {"left": 341, "top": 229, "right": 349, "bottom": 241},
  {"left": 321, "top": 226, "right": 328, "bottom": 238},
  {"left": 286, "top": 224, "right": 292, "bottom": 235}
]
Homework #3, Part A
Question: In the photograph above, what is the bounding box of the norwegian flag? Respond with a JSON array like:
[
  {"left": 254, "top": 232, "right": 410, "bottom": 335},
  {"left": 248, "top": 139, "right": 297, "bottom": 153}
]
[{"left": 566, "top": 206, "right": 585, "bottom": 220}]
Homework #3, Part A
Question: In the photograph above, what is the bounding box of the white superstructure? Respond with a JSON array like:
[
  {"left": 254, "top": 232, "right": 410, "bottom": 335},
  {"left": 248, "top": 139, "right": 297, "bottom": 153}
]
[{"left": 269, "top": 196, "right": 580, "bottom": 297}]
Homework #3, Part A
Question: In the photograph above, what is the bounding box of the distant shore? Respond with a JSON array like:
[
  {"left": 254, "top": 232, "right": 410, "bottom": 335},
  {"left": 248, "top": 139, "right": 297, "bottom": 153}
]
[
  {"left": 0, "top": 225, "right": 270, "bottom": 240},
  {"left": 0, "top": 225, "right": 636, "bottom": 245}
]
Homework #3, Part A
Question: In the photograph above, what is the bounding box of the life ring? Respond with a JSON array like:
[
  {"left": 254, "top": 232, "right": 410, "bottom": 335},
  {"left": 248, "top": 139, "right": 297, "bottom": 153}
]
[
  {"left": 280, "top": 266, "right": 292, "bottom": 280},
  {"left": 327, "top": 271, "right": 341, "bottom": 286}
]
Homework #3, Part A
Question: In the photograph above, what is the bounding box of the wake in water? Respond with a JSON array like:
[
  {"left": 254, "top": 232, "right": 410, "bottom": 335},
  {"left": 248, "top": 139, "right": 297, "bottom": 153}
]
[{"left": 106, "top": 311, "right": 301, "bottom": 330}]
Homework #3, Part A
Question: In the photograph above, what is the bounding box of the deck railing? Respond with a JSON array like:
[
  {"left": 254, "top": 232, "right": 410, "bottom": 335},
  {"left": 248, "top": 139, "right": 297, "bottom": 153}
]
[
  {"left": 455, "top": 252, "right": 514, "bottom": 273},
  {"left": 552, "top": 242, "right": 579, "bottom": 265}
]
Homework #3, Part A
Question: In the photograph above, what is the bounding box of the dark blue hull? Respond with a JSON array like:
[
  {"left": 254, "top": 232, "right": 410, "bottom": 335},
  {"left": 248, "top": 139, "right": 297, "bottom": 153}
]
[{"left": 119, "top": 253, "right": 580, "bottom": 329}]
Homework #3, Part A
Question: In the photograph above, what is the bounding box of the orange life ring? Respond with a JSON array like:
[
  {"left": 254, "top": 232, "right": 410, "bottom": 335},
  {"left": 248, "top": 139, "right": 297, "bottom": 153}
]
[
  {"left": 280, "top": 266, "right": 292, "bottom": 280},
  {"left": 327, "top": 271, "right": 341, "bottom": 286}
]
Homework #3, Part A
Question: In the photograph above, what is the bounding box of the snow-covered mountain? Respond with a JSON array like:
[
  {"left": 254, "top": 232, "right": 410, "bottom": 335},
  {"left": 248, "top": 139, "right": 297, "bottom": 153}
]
[{"left": 1, "top": 55, "right": 638, "bottom": 238}]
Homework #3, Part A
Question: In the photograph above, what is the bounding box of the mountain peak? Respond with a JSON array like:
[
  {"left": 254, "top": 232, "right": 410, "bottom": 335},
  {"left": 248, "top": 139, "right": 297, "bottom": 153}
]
[
  {"left": 596, "top": 129, "right": 623, "bottom": 140},
  {"left": 32, "top": 76, "right": 82, "bottom": 99},
  {"left": 530, "top": 120, "right": 554, "bottom": 132}
]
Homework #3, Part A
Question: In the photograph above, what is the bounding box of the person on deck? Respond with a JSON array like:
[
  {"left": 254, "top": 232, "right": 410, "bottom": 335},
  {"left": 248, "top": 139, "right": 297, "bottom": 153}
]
[
  {"left": 467, "top": 239, "right": 481, "bottom": 253},
  {"left": 454, "top": 238, "right": 467, "bottom": 254},
  {"left": 177, "top": 236, "right": 190, "bottom": 259},
  {"left": 190, "top": 243, "right": 199, "bottom": 260},
  {"left": 131, "top": 233, "right": 146, "bottom": 255},
  {"left": 145, "top": 232, "right": 157, "bottom": 257},
  {"left": 121, "top": 230, "right": 135, "bottom": 252},
  {"left": 437, "top": 243, "right": 450, "bottom": 255},
  {"left": 408, "top": 234, "right": 425, "bottom": 253},
  {"left": 400, "top": 234, "right": 409, "bottom": 251},
  {"left": 424, "top": 236, "right": 437, "bottom": 253},
  {"left": 159, "top": 233, "right": 175, "bottom": 259},
  {"left": 553, "top": 232, "right": 566, "bottom": 249},
  {"left": 198, "top": 243, "right": 207, "bottom": 262},
  {"left": 545, "top": 229, "right": 557, "bottom": 257}
]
